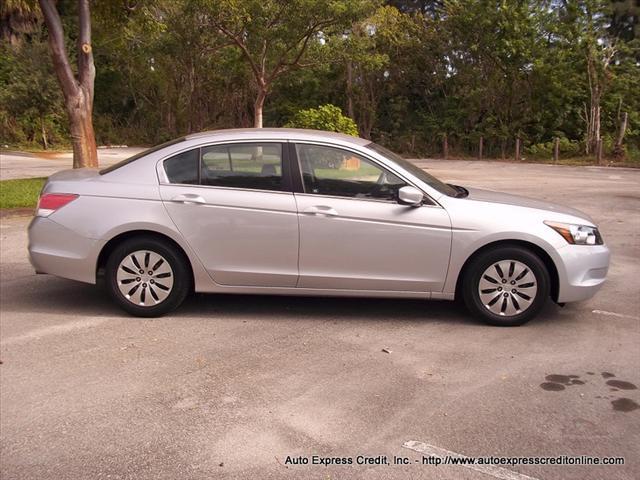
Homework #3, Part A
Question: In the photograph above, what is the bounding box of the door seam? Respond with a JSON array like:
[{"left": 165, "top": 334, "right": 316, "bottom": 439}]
[{"left": 293, "top": 193, "right": 302, "bottom": 287}]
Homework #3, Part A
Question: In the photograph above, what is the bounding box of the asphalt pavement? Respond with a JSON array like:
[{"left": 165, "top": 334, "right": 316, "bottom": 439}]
[
  {"left": 0, "top": 148, "right": 143, "bottom": 180},
  {"left": 1, "top": 158, "right": 639, "bottom": 479}
]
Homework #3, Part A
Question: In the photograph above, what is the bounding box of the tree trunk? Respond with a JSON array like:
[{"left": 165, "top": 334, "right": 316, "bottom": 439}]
[
  {"left": 596, "top": 137, "right": 603, "bottom": 165},
  {"left": 68, "top": 90, "right": 98, "bottom": 168},
  {"left": 616, "top": 111, "right": 628, "bottom": 146},
  {"left": 442, "top": 133, "right": 448, "bottom": 159},
  {"left": 68, "top": 102, "right": 98, "bottom": 168},
  {"left": 584, "top": 42, "right": 613, "bottom": 156},
  {"left": 585, "top": 103, "right": 600, "bottom": 155},
  {"left": 613, "top": 112, "right": 628, "bottom": 159},
  {"left": 39, "top": 0, "right": 98, "bottom": 168},
  {"left": 254, "top": 88, "right": 266, "bottom": 128},
  {"left": 346, "top": 61, "right": 355, "bottom": 120},
  {"left": 362, "top": 119, "right": 373, "bottom": 140},
  {"left": 40, "top": 116, "right": 49, "bottom": 150}
]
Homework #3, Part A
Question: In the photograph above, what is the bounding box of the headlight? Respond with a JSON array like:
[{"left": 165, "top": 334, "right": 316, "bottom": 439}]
[{"left": 544, "top": 221, "right": 603, "bottom": 245}]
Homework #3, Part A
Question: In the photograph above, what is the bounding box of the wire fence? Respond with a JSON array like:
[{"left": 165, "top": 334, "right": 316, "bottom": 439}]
[{"left": 385, "top": 134, "right": 610, "bottom": 164}]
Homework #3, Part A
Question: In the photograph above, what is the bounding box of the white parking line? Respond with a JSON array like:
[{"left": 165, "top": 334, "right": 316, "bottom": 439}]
[
  {"left": 403, "top": 441, "right": 540, "bottom": 480},
  {"left": 592, "top": 310, "right": 640, "bottom": 320},
  {"left": 1, "top": 318, "right": 107, "bottom": 346}
]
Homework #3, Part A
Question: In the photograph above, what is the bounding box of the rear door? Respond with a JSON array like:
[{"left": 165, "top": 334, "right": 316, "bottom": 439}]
[
  {"left": 292, "top": 143, "right": 451, "bottom": 292},
  {"left": 159, "top": 142, "right": 299, "bottom": 287}
]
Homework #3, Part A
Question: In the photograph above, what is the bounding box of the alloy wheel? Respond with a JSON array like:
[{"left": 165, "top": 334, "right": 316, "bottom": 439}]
[
  {"left": 116, "top": 250, "right": 174, "bottom": 306},
  {"left": 478, "top": 260, "right": 538, "bottom": 317}
]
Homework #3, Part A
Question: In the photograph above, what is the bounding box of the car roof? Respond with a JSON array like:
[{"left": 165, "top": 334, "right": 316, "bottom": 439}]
[{"left": 184, "top": 128, "right": 370, "bottom": 146}]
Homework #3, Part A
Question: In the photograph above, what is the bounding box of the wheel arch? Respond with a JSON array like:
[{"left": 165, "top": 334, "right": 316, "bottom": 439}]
[
  {"left": 96, "top": 230, "right": 195, "bottom": 288},
  {"left": 454, "top": 239, "right": 560, "bottom": 303}
]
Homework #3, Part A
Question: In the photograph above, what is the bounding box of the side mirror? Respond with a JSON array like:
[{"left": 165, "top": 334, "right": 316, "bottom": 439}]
[{"left": 398, "top": 186, "right": 424, "bottom": 206}]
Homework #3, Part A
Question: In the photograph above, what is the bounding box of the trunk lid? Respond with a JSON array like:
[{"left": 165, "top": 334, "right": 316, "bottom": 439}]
[{"left": 47, "top": 168, "right": 100, "bottom": 182}]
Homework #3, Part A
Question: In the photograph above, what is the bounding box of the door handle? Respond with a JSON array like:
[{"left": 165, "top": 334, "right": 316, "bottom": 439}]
[
  {"left": 171, "top": 194, "right": 206, "bottom": 205},
  {"left": 303, "top": 205, "right": 338, "bottom": 216}
]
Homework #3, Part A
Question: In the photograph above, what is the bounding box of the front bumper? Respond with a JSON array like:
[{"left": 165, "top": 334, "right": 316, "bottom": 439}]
[
  {"left": 556, "top": 244, "right": 610, "bottom": 303},
  {"left": 28, "top": 216, "right": 99, "bottom": 284}
]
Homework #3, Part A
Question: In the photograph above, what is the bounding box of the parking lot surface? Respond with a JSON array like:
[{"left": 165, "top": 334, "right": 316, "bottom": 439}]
[
  {"left": 0, "top": 148, "right": 141, "bottom": 180},
  {"left": 1, "top": 160, "right": 639, "bottom": 479}
]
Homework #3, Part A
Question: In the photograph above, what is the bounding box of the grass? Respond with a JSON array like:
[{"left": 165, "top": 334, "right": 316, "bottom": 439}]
[{"left": 0, "top": 177, "right": 46, "bottom": 209}]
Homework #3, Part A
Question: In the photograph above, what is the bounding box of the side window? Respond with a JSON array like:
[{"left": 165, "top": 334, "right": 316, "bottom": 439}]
[
  {"left": 164, "top": 149, "right": 199, "bottom": 185},
  {"left": 201, "top": 143, "right": 283, "bottom": 191},
  {"left": 296, "top": 144, "right": 406, "bottom": 200}
]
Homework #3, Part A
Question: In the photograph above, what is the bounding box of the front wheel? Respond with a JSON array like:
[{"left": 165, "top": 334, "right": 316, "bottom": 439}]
[
  {"left": 462, "top": 246, "right": 550, "bottom": 326},
  {"left": 105, "top": 237, "right": 190, "bottom": 317}
]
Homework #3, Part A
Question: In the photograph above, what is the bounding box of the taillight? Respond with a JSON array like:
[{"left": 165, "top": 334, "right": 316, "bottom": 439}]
[{"left": 36, "top": 193, "right": 78, "bottom": 217}]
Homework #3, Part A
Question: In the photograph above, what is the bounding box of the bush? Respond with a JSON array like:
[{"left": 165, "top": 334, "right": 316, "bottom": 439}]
[
  {"left": 284, "top": 104, "right": 358, "bottom": 136},
  {"left": 525, "top": 137, "right": 581, "bottom": 158}
]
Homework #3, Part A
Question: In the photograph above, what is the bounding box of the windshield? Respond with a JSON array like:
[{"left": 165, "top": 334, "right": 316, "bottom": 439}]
[
  {"left": 99, "top": 137, "right": 186, "bottom": 175},
  {"left": 366, "top": 142, "right": 458, "bottom": 197}
]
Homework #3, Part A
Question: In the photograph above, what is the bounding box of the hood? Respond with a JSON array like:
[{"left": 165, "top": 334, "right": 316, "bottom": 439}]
[{"left": 464, "top": 187, "right": 595, "bottom": 224}]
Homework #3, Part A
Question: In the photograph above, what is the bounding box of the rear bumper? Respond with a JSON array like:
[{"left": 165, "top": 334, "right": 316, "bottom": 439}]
[
  {"left": 556, "top": 244, "right": 610, "bottom": 303},
  {"left": 28, "top": 216, "right": 99, "bottom": 284}
]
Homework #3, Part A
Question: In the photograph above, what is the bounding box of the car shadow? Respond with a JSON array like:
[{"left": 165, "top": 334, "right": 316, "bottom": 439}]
[
  {"left": 179, "top": 291, "right": 474, "bottom": 325},
  {"left": 1, "top": 274, "right": 564, "bottom": 326}
]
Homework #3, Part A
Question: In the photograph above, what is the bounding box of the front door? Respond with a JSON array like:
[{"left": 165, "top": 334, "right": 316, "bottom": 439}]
[
  {"left": 159, "top": 142, "right": 299, "bottom": 287},
  {"left": 293, "top": 143, "right": 451, "bottom": 292}
]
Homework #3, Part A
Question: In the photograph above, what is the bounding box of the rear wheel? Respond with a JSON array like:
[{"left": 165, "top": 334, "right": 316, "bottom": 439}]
[
  {"left": 106, "top": 237, "right": 190, "bottom": 317},
  {"left": 462, "top": 246, "right": 550, "bottom": 326}
]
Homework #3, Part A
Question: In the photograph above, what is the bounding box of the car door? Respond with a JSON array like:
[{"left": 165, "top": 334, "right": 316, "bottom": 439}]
[
  {"left": 293, "top": 143, "right": 451, "bottom": 292},
  {"left": 159, "top": 142, "right": 299, "bottom": 287}
]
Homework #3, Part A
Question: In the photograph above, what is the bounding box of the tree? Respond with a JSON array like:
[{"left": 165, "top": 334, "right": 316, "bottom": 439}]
[
  {"left": 556, "top": 0, "right": 639, "bottom": 156},
  {"left": 38, "top": 0, "right": 97, "bottom": 168},
  {"left": 0, "top": 40, "right": 66, "bottom": 148},
  {"left": 197, "top": 0, "right": 376, "bottom": 128},
  {"left": 558, "top": 1, "right": 616, "bottom": 155},
  {"left": 3, "top": 0, "right": 638, "bottom": 161},
  {"left": 339, "top": 5, "right": 421, "bottom": 139},
  {"left": 91, "top": 1, "right": 250, "bottom": 141}
]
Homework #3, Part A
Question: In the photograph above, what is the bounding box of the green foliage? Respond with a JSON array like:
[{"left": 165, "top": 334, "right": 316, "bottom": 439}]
[
  {"left": 526, "top": 138, "right": 582, "bottom": 159},
  {"left": 0, "top": 177, "right": 46, "bottom": 209},
  {"left": 191, "top": 0, "right": 379, "bottom": 126},
  {"left": 1, "top": 0, "right": 638, "bottom": 161},
  {"left": 0, "top": 41, "right": 67, "bottom": 148},
  {"left": 285, "top": 104, "right": 359, "bottom": 136}
]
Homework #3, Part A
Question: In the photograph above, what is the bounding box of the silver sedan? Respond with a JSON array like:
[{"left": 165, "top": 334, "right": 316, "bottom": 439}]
[{"left": 28, "top": 129, "right": 610, "bottom": 325}]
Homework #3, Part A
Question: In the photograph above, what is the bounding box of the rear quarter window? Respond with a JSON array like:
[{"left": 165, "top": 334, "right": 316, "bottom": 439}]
[
  {"left": 164, "top": 149, "right": 199, "bottom": 184},
  {"left": 99, "top": 137, "right": 186, "bottom": 175}
]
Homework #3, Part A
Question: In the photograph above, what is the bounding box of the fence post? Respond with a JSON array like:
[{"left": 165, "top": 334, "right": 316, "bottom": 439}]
[
  {"left": 478, "top": 136, "right": 483, "bottom": 160},
  {"left": 443, "top": 133, "right": 448, "bottom": 159},
  {"left": 596, "top": 137, "right": 603, "bottom": 165},
  {"left": 553, "top": 137, "right": 559, "bottom": 163},
  {"left": 515, "top": 137, "right": 521, "bottom": 162}
]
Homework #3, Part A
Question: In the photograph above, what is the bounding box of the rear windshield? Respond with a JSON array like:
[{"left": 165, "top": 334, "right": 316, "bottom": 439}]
[{"left": 99, "top": 137, "right": 186, "bottom": 175}]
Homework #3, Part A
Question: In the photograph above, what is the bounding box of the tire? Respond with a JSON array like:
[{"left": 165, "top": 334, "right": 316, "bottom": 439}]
[
  {"left": 462, "top": 246, "right": 550, "bottom": 326},
  {"left": 105, "top": 236, "right": 191, "bottom": 317}
]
